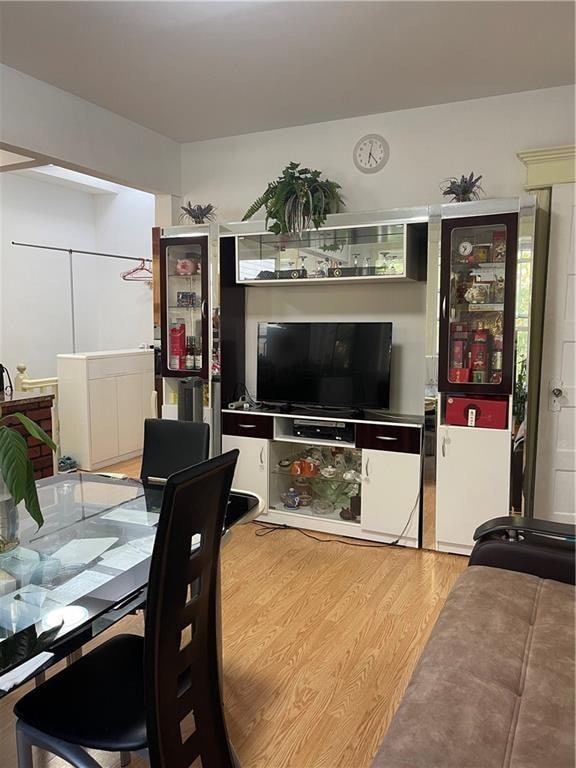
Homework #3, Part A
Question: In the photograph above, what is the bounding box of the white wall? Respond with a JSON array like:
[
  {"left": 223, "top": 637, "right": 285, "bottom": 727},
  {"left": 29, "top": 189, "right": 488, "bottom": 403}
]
[
  {"left": 245, "top": 282, "right": 426, "bottom": 415},
  {"left": 0, "top": 65, "right": 180, "bottom": 195},
  {"left": 0, "top": 173, "right": 154, "bottom": 379},
  {"left": 181, "top": 86, "right": 575, "bottom": 220}
]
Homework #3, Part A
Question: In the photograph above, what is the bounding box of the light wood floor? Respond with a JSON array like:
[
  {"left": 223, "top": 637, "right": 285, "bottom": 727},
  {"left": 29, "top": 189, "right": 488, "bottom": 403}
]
[{"left": 1, "top": 458, "right": 466, "bottom": 768}]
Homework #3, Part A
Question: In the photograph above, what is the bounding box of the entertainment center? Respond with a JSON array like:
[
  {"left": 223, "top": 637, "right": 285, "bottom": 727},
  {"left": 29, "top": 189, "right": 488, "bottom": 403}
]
[
  {"left": 157, "top": 197, "right": 537, "bottom": 554},
  {"left": 222, "top": 407, "right": 423, "bottom": 547}
]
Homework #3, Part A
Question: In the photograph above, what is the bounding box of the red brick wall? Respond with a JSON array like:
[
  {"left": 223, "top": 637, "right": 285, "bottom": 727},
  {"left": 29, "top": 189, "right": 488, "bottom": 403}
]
[{"left": 1, "top": 397, "right": 54, "bottom": 479}]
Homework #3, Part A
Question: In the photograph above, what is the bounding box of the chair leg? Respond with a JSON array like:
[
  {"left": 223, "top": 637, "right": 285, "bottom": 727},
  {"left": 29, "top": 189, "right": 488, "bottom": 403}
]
[
  {"left": 15, "top": 719, "right": 103, "bottom": 768},
  {"left": 120, "top": 752, "right": 131, "bottom": 766}
]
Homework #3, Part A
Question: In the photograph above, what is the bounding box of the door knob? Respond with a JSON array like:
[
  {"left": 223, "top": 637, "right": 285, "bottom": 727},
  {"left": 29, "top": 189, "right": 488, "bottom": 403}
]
[{"left": 552, "top": 387, "right": 563, "bottom": 398}]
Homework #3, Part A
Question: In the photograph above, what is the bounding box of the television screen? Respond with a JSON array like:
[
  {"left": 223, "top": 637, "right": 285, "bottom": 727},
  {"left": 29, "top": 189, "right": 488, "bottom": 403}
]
[{"left": 257, "top": 322, "right": 392, "bottom": 409}]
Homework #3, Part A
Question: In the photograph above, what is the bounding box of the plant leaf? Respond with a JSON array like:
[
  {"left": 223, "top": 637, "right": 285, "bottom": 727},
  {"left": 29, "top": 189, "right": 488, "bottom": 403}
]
[
  {"left": 23, "top": 458, "right": 44, "bottom": 528},
  {"left": 0, "top": 426, "right": 29, "bottom": 505},
  {"left": 3, "top": 412, "right": 56, "bottom": 451}
]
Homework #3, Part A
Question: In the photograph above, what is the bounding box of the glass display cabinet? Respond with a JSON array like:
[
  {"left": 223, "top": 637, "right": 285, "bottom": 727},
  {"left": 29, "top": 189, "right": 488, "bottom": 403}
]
[
  {"left": 236, "top": 223, "right": 426, "bottom": 284},
  {"left": 438, "top": 213, "right": 518, "bottom": 395},
  {"left": 269, "top": 441, "right": 363, "bottom": 525},
  {"left": 159, "top": 235, "right": 209, "bottom": 378}
]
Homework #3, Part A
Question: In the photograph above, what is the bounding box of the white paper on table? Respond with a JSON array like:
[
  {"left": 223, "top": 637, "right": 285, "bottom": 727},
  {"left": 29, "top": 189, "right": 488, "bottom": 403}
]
[
  {"left": 100, "top": 509, "right": 160, "bottom": 527},
  {"left": 49, "top": 570, "right": 115, "bottom": 605},
  {"left": 51, "top": 538, "right": 118, "bottom": 567},
  {"left": 0, "top": 651, "right": 54, "bottom": 692}
]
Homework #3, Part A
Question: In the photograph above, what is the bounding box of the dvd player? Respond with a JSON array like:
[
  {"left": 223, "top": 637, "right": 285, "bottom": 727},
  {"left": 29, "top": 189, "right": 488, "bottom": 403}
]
[{"left": 293, "top": 419, "right": 354, "bottom": 442}]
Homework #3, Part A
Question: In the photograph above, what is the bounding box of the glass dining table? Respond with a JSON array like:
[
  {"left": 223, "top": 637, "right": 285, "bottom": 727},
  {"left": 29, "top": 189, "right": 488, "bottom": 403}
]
[{"left": 0, "top": 472, "right": 259, "bottom": 695}]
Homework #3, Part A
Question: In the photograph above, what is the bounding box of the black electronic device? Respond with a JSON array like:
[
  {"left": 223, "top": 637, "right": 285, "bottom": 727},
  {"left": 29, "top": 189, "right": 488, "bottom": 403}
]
[
  {"left": 257, "top": 321, "right": 392, "bottom": 409},
  {"left": 293, "top": 419, "right": 354, "bottom": 443}
]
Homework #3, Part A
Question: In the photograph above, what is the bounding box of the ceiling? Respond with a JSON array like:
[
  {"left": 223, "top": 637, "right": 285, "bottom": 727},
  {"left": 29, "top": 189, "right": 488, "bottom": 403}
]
[{"left": 0, "top": 1, "right": 574, "bottom": 143}]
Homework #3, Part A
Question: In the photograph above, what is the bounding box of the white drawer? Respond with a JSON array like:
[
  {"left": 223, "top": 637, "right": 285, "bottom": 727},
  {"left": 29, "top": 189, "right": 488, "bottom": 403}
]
[{"left": 87, "top": 353, "right": 152, "bottom": 379}]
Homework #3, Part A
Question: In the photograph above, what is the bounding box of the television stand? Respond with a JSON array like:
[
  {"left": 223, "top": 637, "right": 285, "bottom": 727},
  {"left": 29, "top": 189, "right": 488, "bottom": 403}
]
[{"left": 221, "top": 407, "right": 423, "bottom": 547}]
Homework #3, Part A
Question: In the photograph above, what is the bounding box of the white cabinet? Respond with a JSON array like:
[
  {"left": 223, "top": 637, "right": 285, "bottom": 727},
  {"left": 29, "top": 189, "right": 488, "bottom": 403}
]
[
  {"left": 361, "top": 448, "right": 421, "bottom": 546},
  {"left": 436, "top": 424, "right": 511, "bottom": 555},
  {"left": 222, "top": 434, "right": 269, "bottom": 505},
  {"left": 58, "top": 349, "right": 154, "bottom": 470}
]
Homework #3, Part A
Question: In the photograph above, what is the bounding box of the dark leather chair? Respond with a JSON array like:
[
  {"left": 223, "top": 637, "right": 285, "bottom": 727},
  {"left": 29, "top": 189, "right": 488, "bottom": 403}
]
[
  {"left": 140, "top": 417, "right": 210, "bottom": 487},
  {"left": 13, "top": 450, "right": 240, "bottom": 768}
]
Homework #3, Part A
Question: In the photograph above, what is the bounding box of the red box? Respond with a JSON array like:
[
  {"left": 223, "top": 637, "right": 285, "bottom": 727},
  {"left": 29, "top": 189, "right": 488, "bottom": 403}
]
[
  {"left": 445, "top": 396, "right": 508, "bottom": 429},
  {"left": 449, "top": 368, "right": 470, "bottom": 383}
]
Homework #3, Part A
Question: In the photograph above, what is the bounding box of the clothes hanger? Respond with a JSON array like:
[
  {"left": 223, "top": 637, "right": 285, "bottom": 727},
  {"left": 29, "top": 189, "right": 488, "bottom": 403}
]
[{"left": 121, "top": 259, "right": 153, "bottom": 282}]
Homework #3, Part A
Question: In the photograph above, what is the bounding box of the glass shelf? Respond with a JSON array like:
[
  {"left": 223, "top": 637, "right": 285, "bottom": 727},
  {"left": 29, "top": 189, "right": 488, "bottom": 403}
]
[
  {"left": 165, "top": 243, "right": 205, "bottom": 374},
  {"left": 447, "top": 222, "right": 509, "bottom": 386},
  {"left": 236, "top": 223, "right": 421, "bottom": 284}
]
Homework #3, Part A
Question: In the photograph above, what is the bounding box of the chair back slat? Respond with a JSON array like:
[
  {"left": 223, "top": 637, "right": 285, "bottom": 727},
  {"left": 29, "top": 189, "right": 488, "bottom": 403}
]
[{"left": 144, "top": 450, "right": 239, "bottom": 768}]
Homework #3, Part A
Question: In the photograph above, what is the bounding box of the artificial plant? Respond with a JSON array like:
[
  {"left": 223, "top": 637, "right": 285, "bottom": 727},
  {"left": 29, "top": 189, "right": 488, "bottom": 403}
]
[
  {"left": 242, "top": 162, "right": 343, "bottom": 236},
  {"left": 179, "top": 202, "right": 216, "bottom": 224},
  {"left": 440, "top": 172, "right": 484, "bottom": 202},
  {"left": 0, "top": 411, "right": 56, "bottom": 528}
]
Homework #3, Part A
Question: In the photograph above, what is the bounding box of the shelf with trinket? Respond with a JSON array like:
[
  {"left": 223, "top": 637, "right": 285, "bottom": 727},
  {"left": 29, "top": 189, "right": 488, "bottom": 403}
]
[
  {"left": 234, "top": 220, "right": 427, "bottom": 285},
  {"left": 439, "top": 213, "right": 518, "bottom": 395}
]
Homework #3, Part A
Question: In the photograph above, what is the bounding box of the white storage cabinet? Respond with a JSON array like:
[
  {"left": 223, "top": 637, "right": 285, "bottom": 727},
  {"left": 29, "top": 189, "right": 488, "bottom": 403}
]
[{"left": 58, "top": 349, "right": 155, "bottom": 470}]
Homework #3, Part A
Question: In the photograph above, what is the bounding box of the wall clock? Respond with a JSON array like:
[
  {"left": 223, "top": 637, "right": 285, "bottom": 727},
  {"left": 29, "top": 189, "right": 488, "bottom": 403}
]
[{"left": 353, "top": 134, "right": 390, "bottom": 174}]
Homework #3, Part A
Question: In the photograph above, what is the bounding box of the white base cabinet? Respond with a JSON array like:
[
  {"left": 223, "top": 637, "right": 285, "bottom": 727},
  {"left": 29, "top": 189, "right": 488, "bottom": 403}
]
[
  {"left": 222, "top": 434, "right": 269, "bottom": 503},
  {"left": 222, "top": 410, "right": 422, "bottom": 546},
  {"left": 58, "top": 349, "right": 155, "bottom": 470},
  {"left": 436, "top": 423, "right": 511, "bottom": 555},
  {"left": 361, "top": 448, "right": 421, "bottom": 546}
]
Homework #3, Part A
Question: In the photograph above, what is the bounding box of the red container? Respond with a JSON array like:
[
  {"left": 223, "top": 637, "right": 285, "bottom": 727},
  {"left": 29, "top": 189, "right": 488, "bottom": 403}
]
[
  {"left": 449, "top": 368, "right": 470, "bottom": 383},
  {"left": 445, "top": 395, "right": 508, "bottom": 429}
]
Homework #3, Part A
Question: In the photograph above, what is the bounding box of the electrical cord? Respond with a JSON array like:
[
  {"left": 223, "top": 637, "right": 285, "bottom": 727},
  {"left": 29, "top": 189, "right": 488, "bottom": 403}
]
[{"left": 252, "top": 488, "right": 421, "bottom": 548}]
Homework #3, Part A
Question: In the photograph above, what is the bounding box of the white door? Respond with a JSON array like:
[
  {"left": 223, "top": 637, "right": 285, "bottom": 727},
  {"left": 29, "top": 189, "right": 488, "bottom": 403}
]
[
  {"left": 361, "top": 449, "right": 420, "bottom": 547},
  {"left": 117, "top": 373, "right": 145, "bottom": 455},
  {"left": 436, "top": 424, "right": 511, "bottom": 555},
  {"left": 222, "top": 435, "right": 269, "bottom": 507},
  {"left": 534, "top": 183, "right": 576, "bottom": 524},
  {"left": 88, "top": 377, "right": 118, "bottom": 466}
]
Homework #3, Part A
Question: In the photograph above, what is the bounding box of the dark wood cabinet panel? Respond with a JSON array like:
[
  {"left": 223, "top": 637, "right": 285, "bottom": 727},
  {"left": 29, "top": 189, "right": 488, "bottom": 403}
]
[{"left": 356, "top": 423, "right": 421, "bottom": 454}]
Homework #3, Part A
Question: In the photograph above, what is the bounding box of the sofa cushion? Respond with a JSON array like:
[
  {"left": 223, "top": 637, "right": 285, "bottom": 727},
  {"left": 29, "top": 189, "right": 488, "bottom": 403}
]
[{"left": 372, "top": 566, "right": 575, "bottom": 768}]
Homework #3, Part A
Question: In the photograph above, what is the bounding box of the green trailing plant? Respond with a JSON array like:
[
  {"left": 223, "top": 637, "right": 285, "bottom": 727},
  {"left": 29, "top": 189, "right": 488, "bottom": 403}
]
[
  {"left": 0, "top": 411, "right": 56, "bottom": 528},
  {"left": 440, "top": 172, "right": 484, "bottom": 202},
  {"left": 242, "top": 162, "right": 344, "bottom": 236},
  {"left": 179, "top": 202, "right": 216, "bottom": 224}
]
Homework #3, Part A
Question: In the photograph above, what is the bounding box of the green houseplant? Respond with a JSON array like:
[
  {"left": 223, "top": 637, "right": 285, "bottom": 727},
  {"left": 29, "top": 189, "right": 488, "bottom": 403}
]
[
  {"left": 242, "top": 162, "right": 343, "bottom": 236},
  {"left": 179, "top": 202, "right": 216, "bottom": 224},
  {"left": 440, "top": 172, "right": 484, "bottom": 202},
  {"left": 0, "top": 411, "right": 56, "bottom": 552}
]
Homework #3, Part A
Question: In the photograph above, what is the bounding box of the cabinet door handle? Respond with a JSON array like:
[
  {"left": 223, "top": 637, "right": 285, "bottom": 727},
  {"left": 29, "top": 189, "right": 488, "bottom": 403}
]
[
  {"left": 259, "top": 447, "right": 264, "bottom": 464},
  {"left": 442, "top": 435, "right": 446, "bottom": 457},
  {"left": 441, "top": 295, "right": 447, "bottom": 320},
  {"left": 238, "top": 424, "right": 256, "bottom": 429},
  {"left": 376, "top": 435, "right": 397, "bottom": 442},
  {"left": 365, "top": 457, "right": 370, "bottom": 478},
  {"left": 201, "top": 299, "right": 207, "bottom": 319}
]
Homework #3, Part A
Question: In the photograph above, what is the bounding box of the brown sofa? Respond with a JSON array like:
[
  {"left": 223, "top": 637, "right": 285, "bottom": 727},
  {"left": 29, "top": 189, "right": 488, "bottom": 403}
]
[{"left": 372, "top": 518, "right": 575, "bottom": 768}]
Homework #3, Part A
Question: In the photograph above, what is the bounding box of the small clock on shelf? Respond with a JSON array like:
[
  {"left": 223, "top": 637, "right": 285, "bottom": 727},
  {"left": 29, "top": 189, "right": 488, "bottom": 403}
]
[{"left": 353, "top": 134, "right": 390, "bottom": 174}]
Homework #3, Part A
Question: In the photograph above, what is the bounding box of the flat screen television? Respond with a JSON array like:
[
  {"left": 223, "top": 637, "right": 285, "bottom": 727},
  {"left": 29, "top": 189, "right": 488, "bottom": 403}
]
[{"left": 257, "top": 321, "right": 392, "bottom": 409}]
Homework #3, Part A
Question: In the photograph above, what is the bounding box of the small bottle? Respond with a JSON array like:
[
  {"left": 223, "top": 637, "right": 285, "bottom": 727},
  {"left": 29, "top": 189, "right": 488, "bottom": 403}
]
[
  {"left": 185, "top": 337, "right": 195, "bottom": 370},
  {"left": 194, "top": 338, "right": 202, "bottom": 370}
]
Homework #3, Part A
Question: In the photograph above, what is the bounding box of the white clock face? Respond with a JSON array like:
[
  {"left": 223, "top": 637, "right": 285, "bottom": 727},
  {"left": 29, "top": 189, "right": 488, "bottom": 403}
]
[
  {"left": 459, "top": 241, "right": 473, "bottom": 257},
  {"left": 353, "top": 134, "right": 389, "bottom": 174}
]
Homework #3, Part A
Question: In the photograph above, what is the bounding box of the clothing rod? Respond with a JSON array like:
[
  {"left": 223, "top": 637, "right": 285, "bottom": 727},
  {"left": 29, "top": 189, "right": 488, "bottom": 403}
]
[{"left": 11, "top": 241, "right": 149, "bottom": 263}]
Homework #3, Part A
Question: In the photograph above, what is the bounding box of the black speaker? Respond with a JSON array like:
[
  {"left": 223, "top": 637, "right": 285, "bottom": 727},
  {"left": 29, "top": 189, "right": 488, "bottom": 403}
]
[{"left": 178, "top": 377, "right": 204, "bottom": 422}]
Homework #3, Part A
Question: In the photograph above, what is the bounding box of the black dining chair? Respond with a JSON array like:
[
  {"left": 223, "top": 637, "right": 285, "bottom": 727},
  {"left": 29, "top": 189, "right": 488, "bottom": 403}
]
[
  {"left": 140, "top": 418, "right": 210, "bottom": 487},
  {"left": 13, "top": 450, "right": 240, "bottom": 768}
]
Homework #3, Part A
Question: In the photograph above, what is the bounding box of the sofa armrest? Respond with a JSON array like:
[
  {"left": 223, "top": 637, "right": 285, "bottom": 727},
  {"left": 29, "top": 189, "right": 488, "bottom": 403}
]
[
  {"left": 473, "top": 515, "right": 576, "bottom": 541},
  {"left": 470, "top": 516, "right": 575, "bottom": 585}
]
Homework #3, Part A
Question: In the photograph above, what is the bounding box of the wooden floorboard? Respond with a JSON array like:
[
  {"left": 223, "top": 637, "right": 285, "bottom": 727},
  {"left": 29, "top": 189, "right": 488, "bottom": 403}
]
[{"left": 1, "top": 458, "right": 466, "bottom": 767}]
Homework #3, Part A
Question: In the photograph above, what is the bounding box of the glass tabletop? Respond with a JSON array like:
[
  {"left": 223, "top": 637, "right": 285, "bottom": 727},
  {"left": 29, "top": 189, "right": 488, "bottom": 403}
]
[{"left": 0, "top": 473, "right": 164, "bottom": 683}]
